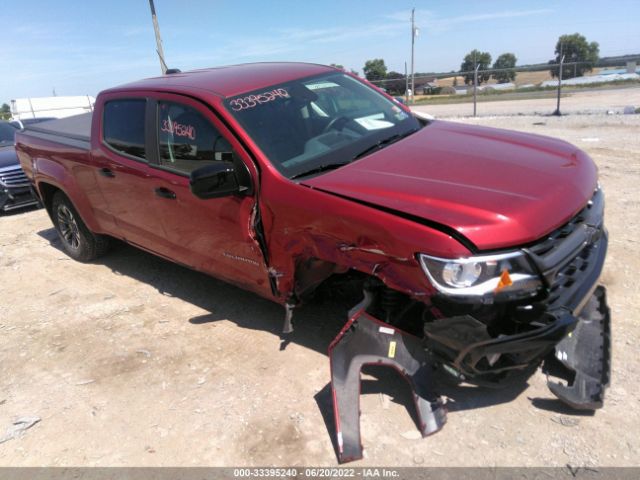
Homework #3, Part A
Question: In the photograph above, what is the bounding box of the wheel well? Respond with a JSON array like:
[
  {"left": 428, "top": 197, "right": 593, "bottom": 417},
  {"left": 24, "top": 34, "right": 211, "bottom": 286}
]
[{"left": 38, "top": 182, "right": 61, "bottom": 215}]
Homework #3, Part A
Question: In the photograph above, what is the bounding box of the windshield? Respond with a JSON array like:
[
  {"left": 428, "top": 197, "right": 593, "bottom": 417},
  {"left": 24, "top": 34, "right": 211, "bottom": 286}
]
[
  {"left": 225, "top": 72, "right": 421, "bottom": 179},
  {"left": 0, "top": 122, "right": 17, "bottom": 146}
]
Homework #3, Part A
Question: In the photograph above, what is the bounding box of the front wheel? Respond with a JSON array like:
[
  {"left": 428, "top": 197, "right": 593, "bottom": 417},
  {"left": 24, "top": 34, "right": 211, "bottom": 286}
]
[{"left": 51, "top": 191, "right": 110, "bottom": 262}]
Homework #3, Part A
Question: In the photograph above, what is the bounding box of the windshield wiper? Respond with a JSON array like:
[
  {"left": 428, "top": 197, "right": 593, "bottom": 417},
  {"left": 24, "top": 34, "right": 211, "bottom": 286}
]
[
  {"left": 352, "top": 128, "right": 418, "bottom": 161},
  {"left": 290, "top": 162, "right": 351, "bottom": 180}
]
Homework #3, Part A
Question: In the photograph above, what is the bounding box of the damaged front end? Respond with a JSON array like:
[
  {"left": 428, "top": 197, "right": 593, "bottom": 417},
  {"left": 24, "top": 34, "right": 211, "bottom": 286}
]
[
  {"left": 341, "top": 187, "right": 611, "bottom": 412},
  {"left": 325, "top": 188, "right": 610, "bottom": 463},
  {"left": 417, "top": 187, "right": 611, "bottom": 409}
]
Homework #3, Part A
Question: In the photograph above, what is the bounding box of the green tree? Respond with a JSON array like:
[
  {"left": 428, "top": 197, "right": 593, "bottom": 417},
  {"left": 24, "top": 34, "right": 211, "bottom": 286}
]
[
  {"left": 363, "top": 58, "right": 387, "bottom": 82},
  {"left": 549, "top": 33, "right": 599, "bottom": 79},
  {"left": 0, "top": 103, "right": 11, "bottom": 120},
  {"left": 384, "top": 71, "right": 406, "bottom": 94},
  {"left": 492, "top": 53, "right": 517, "bottom": 83},
  {"left": 350, "top": 69, "right": 359, "bottom": 77},
  {"left": 330, "top": 63, "right": 345, "bottom": 70},
  {"left": 460, "top": 50, "right": 492, "bottom": 85}
]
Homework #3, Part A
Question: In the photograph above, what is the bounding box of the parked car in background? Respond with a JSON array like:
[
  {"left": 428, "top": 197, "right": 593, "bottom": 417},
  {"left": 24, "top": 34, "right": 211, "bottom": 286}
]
[{"left": 0, "top": 121, "right": 40, "bottom": 212}]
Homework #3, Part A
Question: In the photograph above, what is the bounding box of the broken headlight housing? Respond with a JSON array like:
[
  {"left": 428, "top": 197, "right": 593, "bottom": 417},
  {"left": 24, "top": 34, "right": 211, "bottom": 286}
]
[{"left": 418, "top": 251, "right": 542, "bottom": 299}]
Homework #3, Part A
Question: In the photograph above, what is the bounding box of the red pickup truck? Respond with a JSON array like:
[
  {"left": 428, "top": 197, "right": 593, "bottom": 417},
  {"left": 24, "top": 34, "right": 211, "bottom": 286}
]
[{"left": 15, "top": 62, "right": 610, "bottom": 413}]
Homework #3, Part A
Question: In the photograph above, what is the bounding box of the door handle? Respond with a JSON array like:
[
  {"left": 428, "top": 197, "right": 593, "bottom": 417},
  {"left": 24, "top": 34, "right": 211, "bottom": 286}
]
[
  {"left": 99, "top": 167, "right": 115, "bottom": 178},
  {"left": 154, "top": 187, "right": 176, "bottom": 199}
]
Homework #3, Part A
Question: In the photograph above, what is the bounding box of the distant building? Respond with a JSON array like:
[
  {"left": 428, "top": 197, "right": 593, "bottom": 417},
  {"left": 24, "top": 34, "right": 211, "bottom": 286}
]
[{"left": 417, "top": 82, "right": 439, "bottom": 95}]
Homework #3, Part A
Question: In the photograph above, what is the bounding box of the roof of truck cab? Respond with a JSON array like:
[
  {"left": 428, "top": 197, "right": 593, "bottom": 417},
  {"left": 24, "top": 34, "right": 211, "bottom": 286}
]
[{"left": 105, "top": 62, "right": 336, "bottom": 99}]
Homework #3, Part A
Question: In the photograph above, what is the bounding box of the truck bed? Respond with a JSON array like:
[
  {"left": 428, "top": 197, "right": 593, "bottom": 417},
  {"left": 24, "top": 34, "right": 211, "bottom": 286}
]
[{"left": 21, "top": 113, "right": 92, "bottom": 150}]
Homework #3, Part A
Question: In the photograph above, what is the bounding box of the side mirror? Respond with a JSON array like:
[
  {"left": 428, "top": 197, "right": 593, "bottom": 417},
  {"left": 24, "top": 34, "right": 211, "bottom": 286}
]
[{"left": 189, "top": 162, "right": 240, "bottom": 199}]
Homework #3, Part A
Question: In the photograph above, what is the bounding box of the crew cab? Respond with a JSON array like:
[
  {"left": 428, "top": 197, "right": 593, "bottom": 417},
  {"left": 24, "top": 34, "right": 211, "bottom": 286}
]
[{"left": 15, "top": 63, "right": 610, "bottom": 410}]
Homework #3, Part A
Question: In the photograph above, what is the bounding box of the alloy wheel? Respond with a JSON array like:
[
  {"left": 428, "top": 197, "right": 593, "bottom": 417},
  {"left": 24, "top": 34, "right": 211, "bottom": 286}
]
[{"left": 57, "top": 205, "right": 81, "bottom": 250}]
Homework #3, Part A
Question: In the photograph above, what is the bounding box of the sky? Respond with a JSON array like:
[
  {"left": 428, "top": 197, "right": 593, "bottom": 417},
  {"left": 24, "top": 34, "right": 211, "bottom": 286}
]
[{"left": 1, "top": 0, "right": 639, "bottom": 101}]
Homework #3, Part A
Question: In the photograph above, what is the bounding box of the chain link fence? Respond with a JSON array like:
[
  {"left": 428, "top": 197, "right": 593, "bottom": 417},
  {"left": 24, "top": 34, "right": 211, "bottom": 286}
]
[{"left": 367, "top": 61, "right": 640, "bottom": 117}]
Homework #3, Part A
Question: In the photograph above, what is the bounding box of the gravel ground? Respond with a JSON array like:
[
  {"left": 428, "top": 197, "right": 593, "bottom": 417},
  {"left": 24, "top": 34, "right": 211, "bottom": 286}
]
[{"left": 0, "top": 112, "right": 639, "bottom": 467}]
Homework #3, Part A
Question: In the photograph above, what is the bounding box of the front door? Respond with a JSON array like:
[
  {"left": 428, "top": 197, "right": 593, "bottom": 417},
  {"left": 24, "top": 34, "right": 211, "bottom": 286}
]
[{"left": 145, "top": 94, "right": 271, "bottom": 298}]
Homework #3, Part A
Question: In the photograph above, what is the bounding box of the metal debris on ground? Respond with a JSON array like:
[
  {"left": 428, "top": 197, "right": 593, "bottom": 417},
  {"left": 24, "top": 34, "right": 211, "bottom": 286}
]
[
  {"left": 0, "top": 416, "right": 41, "bottom": 444},
  {"left": 75, "top": 379, "right": 96, "bottom": 386},
  {"left": 551, "top": 415, "right": 580, "bottom": 427}
]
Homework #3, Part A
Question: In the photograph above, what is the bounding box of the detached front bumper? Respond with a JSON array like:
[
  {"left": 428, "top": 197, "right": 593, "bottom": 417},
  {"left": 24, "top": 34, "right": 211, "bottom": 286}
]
[
  {"left": 424, "top": 189, "right": 611, "bottom": 410},
  {"left": 544, "top": 285, "right": 610, "bottom": 410}
]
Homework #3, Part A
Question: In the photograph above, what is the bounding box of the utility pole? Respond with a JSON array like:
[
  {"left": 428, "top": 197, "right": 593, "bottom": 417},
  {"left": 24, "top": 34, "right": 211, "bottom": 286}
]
[
  {"left": 473, "top": 63, "right": 480, "bottom": 117},
  {"left": 410, "top": 8, "right": 418, "bottom": 104},
  {"left": 404, "top": 61, "right": 409, "bottom": 105},
  {"left": 554, "top": 43, "right": 565, "bottom": 116},
  {"left": 149, "top": 0, "right": 168, "bottom": 74}
]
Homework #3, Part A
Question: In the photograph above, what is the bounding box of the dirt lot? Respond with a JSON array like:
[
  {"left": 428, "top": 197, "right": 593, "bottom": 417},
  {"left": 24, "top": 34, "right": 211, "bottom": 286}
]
[{"left": 1, "top": 112, "right": 639, "bottom": 467}]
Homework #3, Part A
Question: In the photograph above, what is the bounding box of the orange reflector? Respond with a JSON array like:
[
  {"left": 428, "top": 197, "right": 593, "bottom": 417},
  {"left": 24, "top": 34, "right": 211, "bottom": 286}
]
[{"left": 495, "top": 269, "right": 513, "bottom": 292}]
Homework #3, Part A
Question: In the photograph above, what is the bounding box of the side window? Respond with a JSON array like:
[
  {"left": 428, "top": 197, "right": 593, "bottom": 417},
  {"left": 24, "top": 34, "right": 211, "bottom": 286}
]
[
  {"left": 103, "top": 100, "right": 146, "bottom": 159},
  {"left": 157, "top": 101, "right": 233, "bottom": 174}
]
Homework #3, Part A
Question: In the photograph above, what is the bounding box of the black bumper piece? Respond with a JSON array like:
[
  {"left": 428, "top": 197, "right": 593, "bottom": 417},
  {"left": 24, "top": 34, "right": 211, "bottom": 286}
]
[
  {"left": 425, "top": 311, "right": 577, "bottom": 384},
  {"left": 329, "top": 309, "right": 446, "bottom": 463},
  {"left": 543, "top": 286, "right": 611, "bottom": 410}
]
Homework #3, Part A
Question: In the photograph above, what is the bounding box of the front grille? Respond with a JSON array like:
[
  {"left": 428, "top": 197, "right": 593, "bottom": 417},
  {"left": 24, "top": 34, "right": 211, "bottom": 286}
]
[
  {"left": 525, "top": 188, "right": 606, "bottom": 312},
  {"left": 547, "top": 243, "right": 598, "bottom": 307},
  {"left": 0, "top": 165, "right": 30, "bottom": 188},
  {"left": 528, "top": 193, "right": 596, "bottom": 258}
]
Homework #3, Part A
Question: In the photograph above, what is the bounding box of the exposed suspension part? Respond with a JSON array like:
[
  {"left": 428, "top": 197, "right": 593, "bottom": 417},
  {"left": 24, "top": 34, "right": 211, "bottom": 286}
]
[{"left": 380, "top": 287, "right": 403, "bottom": 323}]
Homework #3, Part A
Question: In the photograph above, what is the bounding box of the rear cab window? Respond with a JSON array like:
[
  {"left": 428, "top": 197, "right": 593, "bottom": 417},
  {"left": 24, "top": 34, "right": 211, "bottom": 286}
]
[{"left": 103, "top": 99, "right": 146, "bottom": 160}]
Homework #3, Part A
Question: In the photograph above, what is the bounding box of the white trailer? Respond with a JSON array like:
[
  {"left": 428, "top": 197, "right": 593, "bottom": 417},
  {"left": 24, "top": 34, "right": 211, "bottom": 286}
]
[{"left": 10, "top": 96, "right": 95, "bottom": 121}]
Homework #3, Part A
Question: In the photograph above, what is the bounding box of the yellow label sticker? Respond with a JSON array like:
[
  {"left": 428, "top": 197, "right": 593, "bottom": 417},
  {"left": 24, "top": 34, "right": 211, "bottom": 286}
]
[{"left": 388, "top": 341, "right": 397, "bottom": 359}]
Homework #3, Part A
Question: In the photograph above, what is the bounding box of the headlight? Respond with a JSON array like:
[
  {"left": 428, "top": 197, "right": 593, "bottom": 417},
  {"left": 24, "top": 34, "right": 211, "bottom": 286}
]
[{"left": 418, "top": 251, "right": 542, "bottom": 298}]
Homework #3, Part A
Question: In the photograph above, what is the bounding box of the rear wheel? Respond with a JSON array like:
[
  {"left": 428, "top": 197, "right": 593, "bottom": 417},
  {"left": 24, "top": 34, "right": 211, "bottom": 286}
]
[{"left": 51, "top": 191, "right": 110, "bottom": 262}]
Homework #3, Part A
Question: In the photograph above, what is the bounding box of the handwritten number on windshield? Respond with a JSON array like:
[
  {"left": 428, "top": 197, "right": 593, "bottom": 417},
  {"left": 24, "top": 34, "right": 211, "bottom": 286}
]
[{"left": 230, "top": 88, "right": 290, "bottom": 111}]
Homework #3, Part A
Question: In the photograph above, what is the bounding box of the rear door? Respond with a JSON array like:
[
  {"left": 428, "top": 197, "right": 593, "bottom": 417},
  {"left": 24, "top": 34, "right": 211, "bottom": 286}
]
[
  {"left": 92, "top": 94, "right": 175, "bottom": 256},
  {"left": 145, "top": 93, "right": 271, "bottom": 297}
]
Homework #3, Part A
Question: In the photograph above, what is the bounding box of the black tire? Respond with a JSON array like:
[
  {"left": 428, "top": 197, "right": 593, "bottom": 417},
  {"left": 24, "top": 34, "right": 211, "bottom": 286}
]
[{"left": 51, "top": 191, "right": 110, "bottom": 262}]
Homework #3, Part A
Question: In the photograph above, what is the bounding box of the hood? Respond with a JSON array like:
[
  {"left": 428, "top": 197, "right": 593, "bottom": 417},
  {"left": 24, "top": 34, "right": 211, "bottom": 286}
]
[
  {"left": 302, "top": 120, "right": 598, "bottom": 251},
  {"left": 0, "top": 145, "right": 19, "bottom": 170}
]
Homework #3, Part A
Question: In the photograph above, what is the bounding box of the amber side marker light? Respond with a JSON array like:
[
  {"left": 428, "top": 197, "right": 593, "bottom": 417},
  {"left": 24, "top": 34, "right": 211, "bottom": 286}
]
[{"left": 495, "top": 269, "right": 513, "bottom": 292}]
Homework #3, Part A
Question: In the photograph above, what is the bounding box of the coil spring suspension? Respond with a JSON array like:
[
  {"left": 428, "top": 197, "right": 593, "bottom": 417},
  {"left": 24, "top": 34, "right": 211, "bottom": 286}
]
[{"left": 380, "top": 287, "right": 403, "bottom": 324}]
